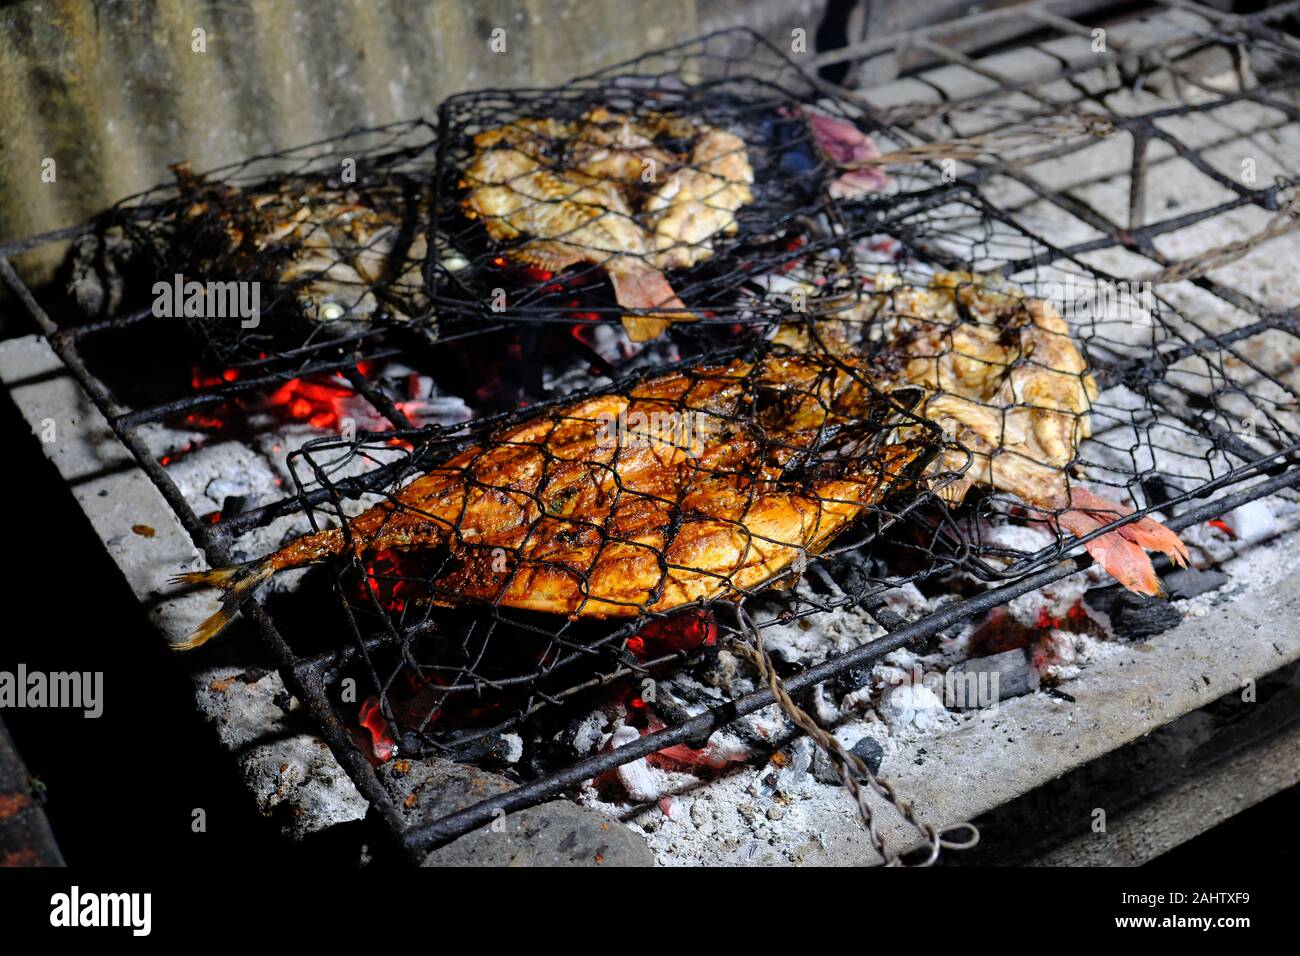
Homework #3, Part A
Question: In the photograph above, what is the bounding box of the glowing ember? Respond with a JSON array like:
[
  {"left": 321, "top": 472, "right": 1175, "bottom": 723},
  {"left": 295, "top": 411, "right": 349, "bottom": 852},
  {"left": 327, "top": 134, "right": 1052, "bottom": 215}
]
[
  {"left": 356, "top": 671, "right": 447, "bottom": 764},
  {"left": 627, "top": 610, "right": 717, "bottom": 660},
  {"left": 265, "top": 375, "right": 353, "bottom": 430},
  {"left": 969, "top": 600, "right": 1096, "bottom": 657},
  {"left": 190, "top": 364, "right": 239, "bottom": 390},
  {"left": 358, "top": 697, "right": 395, "bottom": 762},
  {"left": 354, "top": 549, "right": 421, "bottom": 615},
  {"left": 641, "top": 713, "right": 749, "bottom": 772},
  {"left": 158, "top": 441, "right": 198, "bottom": 467}
]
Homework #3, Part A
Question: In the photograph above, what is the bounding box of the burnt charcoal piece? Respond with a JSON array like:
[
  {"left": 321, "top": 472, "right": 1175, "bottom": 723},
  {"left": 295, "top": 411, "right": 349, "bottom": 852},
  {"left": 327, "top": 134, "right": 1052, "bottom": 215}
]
[
  {"left": 812, "top": 733, "right": 884, "bottom": 783},
  {"left": 1116, "top": 599, "right": 1184, "bottom": 640},
  {"left": 445, "top": 732, "right": 517, "bottom": 766},
  {"left": 1085, "top": 568, "right": 1228, "bottom": 641},
  {"left": 850, "top": 735, "right": 884, "bottom": 776},
  {"left": 834, "top": 664, "right": 873, "bottom": 694},
  {"left": 1162, "top": 568, "right": 1230, "bottom": 600},
  {"left": 949, "top": 648, "right": 1040, "bottom": 706},
  {"left": 1085, "top": 589, "right": 1182, "bottom": 640}
]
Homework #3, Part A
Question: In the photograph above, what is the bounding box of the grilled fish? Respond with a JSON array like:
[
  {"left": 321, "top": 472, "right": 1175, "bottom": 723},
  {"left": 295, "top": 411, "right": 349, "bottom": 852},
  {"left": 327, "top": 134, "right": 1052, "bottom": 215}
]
[
  {"left": 461, "top": 109, "right": 754, "bottom": 341},
  {"left": 174, "top": 351, "right": 932, "bottom": 649},
  {"left": 779, "top": 271, "right": 1188, "bottom": 596},
  {"left": 170, "top": 162, "right": 433, "bottom": 332}
]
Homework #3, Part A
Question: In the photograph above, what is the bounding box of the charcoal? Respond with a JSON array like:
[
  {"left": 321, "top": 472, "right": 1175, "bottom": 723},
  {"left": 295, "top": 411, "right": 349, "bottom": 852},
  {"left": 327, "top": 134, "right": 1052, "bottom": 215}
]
[
  {"left": 850, "top": 735, "right": 885, "bottom": 775},
  {"left": 221, "top": 495, "right": 249, "bottom": 518},
  {"left": 1083, "top": 570, "right": 1227, "bottom": 640},
  {"left": 444, "top": 732, "right": 517, "bottom": 766},
  {"left": 810, "top": 735, "right": 876, "bottom": 784},
  {"left": 1117, "top": 600, "right": 1184, "bottom": 640},
  {"left": 774, "top": 736, "right": 816, "bottom": 796},
  {"left": 834, "top": 664, "right": 873, "bottom": 694},
  {"left": 950, "top": 648, "right": 1039, "bottom": 706},
  {"left": 1163, "top": 568, "right": 1229, "bottom": 600}
]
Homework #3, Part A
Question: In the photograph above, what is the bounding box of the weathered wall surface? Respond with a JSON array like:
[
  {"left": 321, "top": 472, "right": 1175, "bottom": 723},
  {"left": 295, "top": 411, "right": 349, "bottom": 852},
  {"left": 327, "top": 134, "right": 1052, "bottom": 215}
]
[{"left": 0, "top": 0, "right": 698, "bottom": 283}]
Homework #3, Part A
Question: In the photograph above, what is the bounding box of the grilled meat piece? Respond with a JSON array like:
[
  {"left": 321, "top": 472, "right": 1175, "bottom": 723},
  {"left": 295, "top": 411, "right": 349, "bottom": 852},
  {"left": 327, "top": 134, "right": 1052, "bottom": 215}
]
[
  {"left": 174, "top": 351, "right": 932, "bottom": 649},
  {"left": 778, "top": 271, "right": 1188, "bottom": 596},
  {"left": 460, "top": 109, "right": 754, "bottom": 341},
  {"left": 645, "top": 126, "right": 754, "bottom": 269}
]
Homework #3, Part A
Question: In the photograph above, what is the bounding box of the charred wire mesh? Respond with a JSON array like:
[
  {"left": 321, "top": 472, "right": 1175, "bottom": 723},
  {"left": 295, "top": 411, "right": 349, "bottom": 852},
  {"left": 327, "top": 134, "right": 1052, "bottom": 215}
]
[
  {"left": 427, "top": 29, "right": 894, "bottom": 341},
  {"left": 264, "top": 22, "right": 1300, "bottom": 761},
  {"left": 284, "top": 335, "right": 954, "bottom": 758}
]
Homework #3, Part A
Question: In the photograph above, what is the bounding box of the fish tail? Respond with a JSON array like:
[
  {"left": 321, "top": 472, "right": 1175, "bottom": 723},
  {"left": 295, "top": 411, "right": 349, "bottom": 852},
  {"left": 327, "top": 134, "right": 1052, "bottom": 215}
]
[
  {"left": 171, "top": 559, "right": 276, "bottom": 651},
  {"left": 1053, "top": 487, "right": 1189, "bottom": 597},
  {"left": 608, "top": 267, "right": 690, "bottom": 341}
]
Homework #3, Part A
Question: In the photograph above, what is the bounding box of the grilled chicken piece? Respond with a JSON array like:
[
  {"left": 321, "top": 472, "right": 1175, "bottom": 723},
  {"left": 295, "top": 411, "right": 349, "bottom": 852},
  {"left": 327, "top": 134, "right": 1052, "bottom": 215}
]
[
  {"left": 566, "top": 109, "right": 678, "bottom": 185},
  {"left": 173, "top": 352, "right": 932, "bottom": 649},
  {"left": 171, "top": 162, "right": 432, "bottom": 331},
  {"left": 646, "top": 127, "right": 754, "bottom": 269},
  {"left": 461, "top": 130, "right": 684, "bottom": 341},
  {"left": 779, "top": 271, "right": 1188, "bottom": 596},
  {"left": 461, "top": 109, "right": 754, "bottom": 341}
]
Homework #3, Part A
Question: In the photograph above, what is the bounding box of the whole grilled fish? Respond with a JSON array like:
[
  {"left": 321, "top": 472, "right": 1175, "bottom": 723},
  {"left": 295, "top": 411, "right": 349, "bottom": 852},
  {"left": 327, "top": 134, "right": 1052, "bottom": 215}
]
[
  {"left": 174, "top": 351, "right": 933, "bottom": 649},
  {"left": 170, "top": 162, "right": 433, "bottom": 332},
  {"left": 461, "top": 108, "right": 754, "bottom": 341}
]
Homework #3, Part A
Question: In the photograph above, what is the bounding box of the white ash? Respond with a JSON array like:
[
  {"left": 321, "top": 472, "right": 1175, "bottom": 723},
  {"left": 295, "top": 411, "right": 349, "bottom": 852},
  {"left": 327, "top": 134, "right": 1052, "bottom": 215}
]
[
  {"left": 757, "top": 582, "right": 887, "bottom": 669},
  {"left": 876, "top": 681, "right": 951, "bottom": 735},
  {"left": 197, "top": 665, "right": 367, "bottom": 837},
  {"left": 698, "top": 647, "right": 757, "bottom": 699},
  {"left": 1220, "top": 498, "right": 1277, "bottom": 544},
  {"left": 571, "top": 711, "right": 610, "bottom": 756},
  {"left": 981, "top": 521, "right": 1057, "bottom": 560},
  {"left": 606, "top": 724, "right": 662, "bottom": 803},
  {"left": 500, "top": 732, "right": 524, "bottom": 764}
]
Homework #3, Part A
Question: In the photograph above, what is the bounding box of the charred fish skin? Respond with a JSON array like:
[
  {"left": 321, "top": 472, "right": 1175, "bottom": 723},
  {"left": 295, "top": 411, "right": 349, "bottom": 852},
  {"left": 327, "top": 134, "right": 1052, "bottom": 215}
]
[
  {"left": 173, "top": 350, "right": 934, "bottom": 649},
  {"left": 167, "top": 162, "right": 435, "bottom": 336}
]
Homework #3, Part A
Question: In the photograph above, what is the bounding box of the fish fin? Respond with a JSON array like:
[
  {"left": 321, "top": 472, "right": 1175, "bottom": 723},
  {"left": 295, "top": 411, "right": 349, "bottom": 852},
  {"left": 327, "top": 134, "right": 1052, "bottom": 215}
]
[
  {"left": 937, "top": 477, "right": 974, "bottom": 505},
  {"left": 1053, "top": 487, "right": 1189, "bottom": 597},
  {"left": 621, "top": 313, "right": 673, "bottom": 342},
  {"left": 608, "top": 268, "right": 691, "bottom": 341},
  {"left": 516, "top": 243, "right": 583, "bottom": 272},
  {"left": 170, "top": 559, "right": 275, "bottom": 651}
]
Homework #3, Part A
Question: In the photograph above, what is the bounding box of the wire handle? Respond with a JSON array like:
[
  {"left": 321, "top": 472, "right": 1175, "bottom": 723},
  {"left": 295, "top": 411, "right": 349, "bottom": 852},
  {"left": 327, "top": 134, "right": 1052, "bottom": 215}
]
[{"left": 733, "top": 606, "right": 978, "bottom": 866}]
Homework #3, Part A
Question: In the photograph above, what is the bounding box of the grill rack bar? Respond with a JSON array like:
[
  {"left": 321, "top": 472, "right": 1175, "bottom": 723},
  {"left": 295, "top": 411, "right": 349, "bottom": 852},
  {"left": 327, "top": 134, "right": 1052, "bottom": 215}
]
[{"left": 3, "top": 1, "right": 1299, "bottom": 861}]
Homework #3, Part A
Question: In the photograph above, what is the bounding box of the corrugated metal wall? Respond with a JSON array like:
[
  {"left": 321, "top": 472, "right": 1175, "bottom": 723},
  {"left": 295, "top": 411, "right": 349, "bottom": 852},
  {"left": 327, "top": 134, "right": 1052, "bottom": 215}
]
[{"left": 0, "top": 0, "right": 697, "bottom": 284}]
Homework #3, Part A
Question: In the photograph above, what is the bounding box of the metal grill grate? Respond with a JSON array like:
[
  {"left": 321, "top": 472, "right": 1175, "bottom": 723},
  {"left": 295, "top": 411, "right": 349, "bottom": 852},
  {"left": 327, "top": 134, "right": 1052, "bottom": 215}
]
[{"left": 3, "top": 1, "right": 1299, "bottom": 862}]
